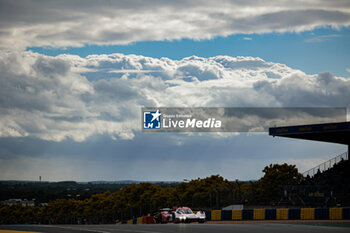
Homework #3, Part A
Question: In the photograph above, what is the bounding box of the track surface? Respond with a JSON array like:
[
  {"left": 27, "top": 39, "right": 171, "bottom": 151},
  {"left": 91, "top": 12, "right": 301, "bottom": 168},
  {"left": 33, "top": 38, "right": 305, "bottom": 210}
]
[{"left": 1, "top": 223, "right": 350, "bottom": 233}]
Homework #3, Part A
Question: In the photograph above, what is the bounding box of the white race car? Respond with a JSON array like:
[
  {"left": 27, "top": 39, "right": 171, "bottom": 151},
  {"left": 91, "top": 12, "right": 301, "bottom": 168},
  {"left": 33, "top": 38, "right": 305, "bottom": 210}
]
[{"left": 172, "top": 207, "right": 206, "bottom": 223}]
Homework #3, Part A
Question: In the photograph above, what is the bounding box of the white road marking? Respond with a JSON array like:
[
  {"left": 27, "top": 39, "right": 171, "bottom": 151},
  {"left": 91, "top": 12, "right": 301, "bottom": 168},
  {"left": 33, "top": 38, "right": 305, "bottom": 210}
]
[
  {"left": 94, "top": 228, "right": 161, "bottom": 233},
  {"left": 55, "top": 226, "right": 161, "bottom": 233},
  {"left": 54, "top": 226, "right": 110, "bottom": 233}
]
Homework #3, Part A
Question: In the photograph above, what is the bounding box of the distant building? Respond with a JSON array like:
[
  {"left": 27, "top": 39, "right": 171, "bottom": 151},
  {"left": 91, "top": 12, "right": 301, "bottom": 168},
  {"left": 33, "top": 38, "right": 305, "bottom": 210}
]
[
  {"left": 222, "top": 204, "right": 244, "bottom": 210},
  {"left": 2, "top": 199, "right": 35, "bottom": 206}
]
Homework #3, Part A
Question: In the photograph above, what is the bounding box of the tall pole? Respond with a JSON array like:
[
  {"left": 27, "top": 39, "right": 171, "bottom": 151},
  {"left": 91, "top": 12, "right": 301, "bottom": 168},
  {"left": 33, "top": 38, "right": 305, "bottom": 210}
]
[
  {"left": 229, "top": 182, "right": 234, "bottom": 209},
  {"left": 249, "top": 181, "right": 255, "bottom": 204},
  {"left": 236, "top": 179, "right": 241, "bottom": 204},
  {"left": 214, "top": 189, "right": 219, "bottom": 210},
  {"left": 209, "top": 193, "right": 212, "bottom": 209}
]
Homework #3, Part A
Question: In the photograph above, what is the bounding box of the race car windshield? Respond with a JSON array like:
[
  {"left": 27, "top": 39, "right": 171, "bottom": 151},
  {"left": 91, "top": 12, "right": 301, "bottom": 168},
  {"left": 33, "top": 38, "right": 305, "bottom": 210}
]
[{"left": 180, "top": 209, "right": 193, "bottom": 214}]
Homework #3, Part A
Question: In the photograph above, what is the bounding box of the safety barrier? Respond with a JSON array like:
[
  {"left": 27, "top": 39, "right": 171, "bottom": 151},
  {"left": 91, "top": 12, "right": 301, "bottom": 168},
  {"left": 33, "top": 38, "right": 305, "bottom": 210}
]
[
  {"left": 136, "top": 217, "right": 143, "bottom": 224},
  {"left": 148, "top": 216, "right": 155, "bottom": 224},
  {"left": 232, "top": 210, "right": 242, "bottom": 220},
  {"left": 142, "top": 216, "right": 148, "bottom": 224},
  {"left": 214, "top": 207, "right": 348, "bottom": 221},
  {"left": 253, "top": 209, "right": 265, "bottom": 220},
  {"left": 211, "top": 210, "right": 222, "bottom": 221},
  {"left": 265, "top": 209, "right": 276, "bottom": 220},
  {"left": 276, "top": 208, "right": 288, "bottom": 220},
  {"left": 315, "top": 208, "right": 329, "bottom": 220},
  {"left": 122, "top": 207, "right": 350, "bottom": 224},
  {"left": 141, "top": 216, "right": 155, "bottom": 224},
  {"left": 330, "top": 208, "right": 342, "bottom": 220},
  {"left": 221, "top": 210, "right": 232, "bottom": 220},
  {"left": 242, "top": 209, "right": 254, "bottom": 220},
  {"left": 205, "top": 211, "right": 211, "bottom": 221},
  {"left": 288, "top": 208, "right": 301, "bottom": 220},
  {"left": 343, "top": 207, "right": 350, "bottom": 219},
  {"left": 301, "top": 208, "right": 315, "bottom": 220}
]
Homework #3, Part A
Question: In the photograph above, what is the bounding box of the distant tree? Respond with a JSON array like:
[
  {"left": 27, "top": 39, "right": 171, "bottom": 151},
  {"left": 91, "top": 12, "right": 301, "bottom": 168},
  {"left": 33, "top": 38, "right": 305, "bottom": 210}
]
[
  {"left": 0, "top": 165, "right": 306, "bottom": 224},
  {"left": 258, "top": 163, "right": 303, "bottom": 202}
]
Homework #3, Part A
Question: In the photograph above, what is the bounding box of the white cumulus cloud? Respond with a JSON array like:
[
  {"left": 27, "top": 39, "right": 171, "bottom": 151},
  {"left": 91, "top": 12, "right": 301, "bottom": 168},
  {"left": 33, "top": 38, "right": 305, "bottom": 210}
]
[
  {"left": 0, "top": 51, "right": 349, "bottom": 142},
  {"left": 0, "top": 0, "right": 350, "bottom": 49}
]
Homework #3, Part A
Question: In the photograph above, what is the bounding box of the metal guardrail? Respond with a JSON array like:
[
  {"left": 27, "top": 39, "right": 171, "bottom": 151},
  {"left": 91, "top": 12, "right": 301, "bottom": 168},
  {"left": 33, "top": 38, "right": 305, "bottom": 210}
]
[{"left": 303, "top": 151, "right": 348, "bottom": 177}]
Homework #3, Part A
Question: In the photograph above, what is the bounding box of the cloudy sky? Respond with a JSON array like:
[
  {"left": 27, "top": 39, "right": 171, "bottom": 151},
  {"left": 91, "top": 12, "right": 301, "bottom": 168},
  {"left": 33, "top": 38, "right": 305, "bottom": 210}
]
[{"left": 0, "top": 0, "right": 349, "bottom": 181}]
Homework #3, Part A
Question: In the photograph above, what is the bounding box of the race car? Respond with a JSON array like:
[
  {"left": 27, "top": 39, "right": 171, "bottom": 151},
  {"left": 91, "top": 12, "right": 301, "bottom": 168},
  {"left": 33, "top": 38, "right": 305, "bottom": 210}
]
[
  {"left": 154, "top": 208, "right": 173, "bottom": 223},
  {"left": 172, "top": 207, "right": 206, "bottom": 223}
]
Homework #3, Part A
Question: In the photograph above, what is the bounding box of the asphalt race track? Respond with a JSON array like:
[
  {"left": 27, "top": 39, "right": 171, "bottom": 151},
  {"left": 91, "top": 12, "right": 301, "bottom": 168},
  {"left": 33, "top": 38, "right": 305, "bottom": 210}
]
[{"left": 1, "top": 223, "right": 350, "bottom": 233}]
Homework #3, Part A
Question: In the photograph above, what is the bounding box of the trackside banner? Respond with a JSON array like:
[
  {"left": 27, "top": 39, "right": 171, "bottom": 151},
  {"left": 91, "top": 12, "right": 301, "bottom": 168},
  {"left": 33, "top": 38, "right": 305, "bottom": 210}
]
[{"left": 141, "top": 107, "right": 346, "bottom": 132}]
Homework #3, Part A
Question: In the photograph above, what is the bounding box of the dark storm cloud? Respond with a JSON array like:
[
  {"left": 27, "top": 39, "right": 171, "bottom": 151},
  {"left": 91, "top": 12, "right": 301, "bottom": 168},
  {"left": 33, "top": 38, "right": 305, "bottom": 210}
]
[{"left": 0, "top": 132, "right": 346, "bottom": 181}]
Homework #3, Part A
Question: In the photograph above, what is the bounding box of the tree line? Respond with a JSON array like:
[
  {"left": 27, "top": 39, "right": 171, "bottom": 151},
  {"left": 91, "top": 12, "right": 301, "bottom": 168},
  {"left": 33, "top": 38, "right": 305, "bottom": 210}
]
[{"left": 0, "top": 163, "right": 303, "bottom": 224}]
